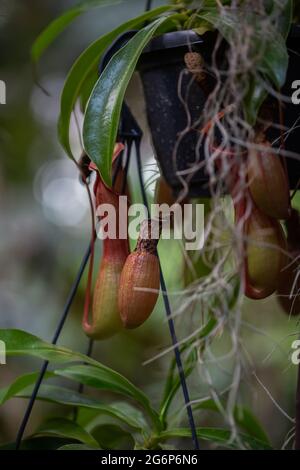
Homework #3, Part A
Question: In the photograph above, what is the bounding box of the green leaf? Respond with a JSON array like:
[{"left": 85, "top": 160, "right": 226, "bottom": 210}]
[
  {"left": 34, "top": 418, "right": 100, "bottom": 448},
  {"left": 260, "top": 32, "right": 288, "bottom": 88},
  {"left": 197, "top": 8, "right": 236, "bottom": 43},
  {"left": 91, "top": 424, "right": 134, "bottom": 449},
  {"left": 198, "top": 8, "right": 288, "bottom": 88},
  {"left": 58, "top": 5, "right": 174, "bottom": 161},
  {"left": 0, "top": 328, "right": 98, "bottom": 365},
  {"left": 243, "top": 77, "right": 267, "bottom": 126},
  {"left": 194, "top": 399, "right": 270, "bottom": 446},
  {"left": 159, "top": 427, "right": 272, "bottom": 450},
  {"left": 83, "top": 17, "right": 168, "bottom": 186},
  {"left": 0, "top": 371, "right": 54, "bottom": 405},
  {"left": 160, "top": 281, "right": 240, "bottom": 423},
  {"left": 159, "top": 348, "right": 196, "bottom": 427},
  {"left": 54, "top": 365, "right": 161, "bottom": 431},
  {"left": 15, "top": 382, "right": 147, "bottom": 431},
  {"left": 197, "top": 3, "right": 291, "bottom": 122},
  {"left": 58, "top": 444, "right": 96, "bottom": 450},
  {"left": 31, "top": 0, "right": 122, "bottom": 63},
  {"left": 0, "top": 437, "right": 74, "bottom": 450},
  {"left": 0, "top": 329, "right": 157, "bottom": 416},
  {"left": 0, "top": 329, "right": 160, "bottom": 431},
  {"left": 160, "top": 316, "right": 217, "bottom": 424}
]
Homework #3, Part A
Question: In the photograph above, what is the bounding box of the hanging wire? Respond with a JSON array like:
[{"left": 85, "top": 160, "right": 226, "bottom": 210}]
[
  {"left": 296, "top": 362, "right": 300, "bottom": 449},
  {"left": 15, "top": 243, "right": 92, "bottom": 450},
  {"left": 16, "top": 6, "right": 200, "bottom": 448},
  {"left": 134, "top": 137, "right": 200, "bottom": 450}
]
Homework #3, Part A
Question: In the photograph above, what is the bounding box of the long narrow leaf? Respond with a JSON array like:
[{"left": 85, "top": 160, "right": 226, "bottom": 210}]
[
  {"left": 275, "top": 0, "right": 293, "bottom": 39},
  {"left": 0, "top": 437, "right": 74, "bottom": 451},
  {"left": 0, "top": 371, "right": 54, "bottom": 405}
]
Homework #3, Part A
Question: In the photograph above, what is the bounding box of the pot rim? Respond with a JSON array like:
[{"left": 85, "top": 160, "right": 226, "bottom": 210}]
[{"left": 142, "top": 24, "right": 300, "bottom": 54}]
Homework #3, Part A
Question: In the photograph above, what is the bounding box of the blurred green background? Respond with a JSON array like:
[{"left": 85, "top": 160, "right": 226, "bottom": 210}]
[{"left": 0, "top": 0, "right": 299, "bottom": 450}]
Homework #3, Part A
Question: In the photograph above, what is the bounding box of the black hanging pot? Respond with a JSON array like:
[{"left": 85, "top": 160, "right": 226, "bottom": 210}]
[{"left": 138, "top": 27, "right": 300, "bottom": 197}]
